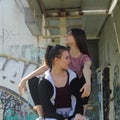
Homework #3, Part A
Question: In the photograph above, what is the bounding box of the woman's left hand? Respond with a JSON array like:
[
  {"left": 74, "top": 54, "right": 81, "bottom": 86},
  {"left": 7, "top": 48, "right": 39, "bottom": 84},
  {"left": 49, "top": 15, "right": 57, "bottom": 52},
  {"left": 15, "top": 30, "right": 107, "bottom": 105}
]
[{"left": 80, "top": 82, "right": 91, "bottom": 98}]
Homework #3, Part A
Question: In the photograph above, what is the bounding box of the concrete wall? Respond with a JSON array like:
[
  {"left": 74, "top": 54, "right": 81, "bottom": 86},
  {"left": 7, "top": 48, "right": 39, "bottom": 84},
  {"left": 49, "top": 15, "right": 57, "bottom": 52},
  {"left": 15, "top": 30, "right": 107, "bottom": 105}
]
[
  {"left": 0, "top": 0, "right": 47, "bottom": 64},
  {"left": 0, "top": 56, "right": 38, "bottom": 95},
  {"left": 0, "top": 0, "right": 120, "bottom": 119},
  {"left": 98, "top": 1, "right": 120, "bottom": 119},
  {"left": 0, "top": 0, "right": 47, "bottom": 119},
  {"left": 0, "top": 55, "right": 39, "bottom": 119}
]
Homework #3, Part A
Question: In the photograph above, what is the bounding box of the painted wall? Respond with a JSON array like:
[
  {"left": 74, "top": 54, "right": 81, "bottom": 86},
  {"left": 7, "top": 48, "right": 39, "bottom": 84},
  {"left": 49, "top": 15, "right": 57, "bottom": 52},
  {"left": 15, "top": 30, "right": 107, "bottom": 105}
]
[
  {"left": 0, "top": 0, "right": 46, "bottom": 119},
  {"left": 98, "top": 1, "right": 120, "bottom": 120},
  {"left": 0, "top": 56, "right": 38, "bottom": 95},
  {"left": 0, "top": 0, "right": 47, "bottom": 64},
  {"left": 0, "top": 55, "right": 40, "bottom": 119},
  {"left": 1, "top": 0, "right": 120, "bottom": 120},
  {"left": 0, "top": 0, "right": 102, "bottom": 119}
]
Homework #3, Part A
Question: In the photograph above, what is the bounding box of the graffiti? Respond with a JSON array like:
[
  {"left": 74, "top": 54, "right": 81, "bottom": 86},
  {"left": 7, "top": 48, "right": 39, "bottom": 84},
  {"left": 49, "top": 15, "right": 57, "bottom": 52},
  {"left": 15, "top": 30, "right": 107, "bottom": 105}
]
[
  {"left": 0, "top": 55, "right": 39, "bottom": 120},
  {"left": 0, "top": 56, "right": 38, "bottom": 86},
  {"left": 102, "top": 67, "right": 112, "bottom": 120},
  {"left": 85, "top": 71, "right": 101, "bottom": 120},
  {"left": 0, "top": 86, "right": 38, "bottom": 120},
  {"left": 113, "top": 65, "right": 120, "bottom": 120}
]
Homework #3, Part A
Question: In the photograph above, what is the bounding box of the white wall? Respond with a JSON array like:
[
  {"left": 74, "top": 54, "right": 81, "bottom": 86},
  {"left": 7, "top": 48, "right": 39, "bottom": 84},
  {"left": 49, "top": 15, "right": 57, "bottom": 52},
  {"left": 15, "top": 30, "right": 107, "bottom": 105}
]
[{"left": 0, "top": 0, "right": 47, "bottom": 63}]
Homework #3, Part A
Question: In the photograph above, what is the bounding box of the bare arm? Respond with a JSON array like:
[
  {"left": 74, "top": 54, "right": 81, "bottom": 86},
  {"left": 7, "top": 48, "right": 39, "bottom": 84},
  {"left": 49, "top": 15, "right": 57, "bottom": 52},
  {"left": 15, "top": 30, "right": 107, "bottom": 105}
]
[
  {"left": 18, "top": 64, "right": 49, "bottom": 96},
  {"left": 80, "top": 61, "right": 92, "bottom": 98},
  {"left": 83, "top": 61, "right": 92, "bottom": 83}
]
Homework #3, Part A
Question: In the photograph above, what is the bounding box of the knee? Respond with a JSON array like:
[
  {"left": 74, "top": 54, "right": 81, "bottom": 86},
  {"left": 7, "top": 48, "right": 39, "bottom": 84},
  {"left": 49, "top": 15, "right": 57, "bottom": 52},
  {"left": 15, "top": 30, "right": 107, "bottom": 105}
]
[{"left": 28, "top": 77, "right": 39, "bottom": 87}]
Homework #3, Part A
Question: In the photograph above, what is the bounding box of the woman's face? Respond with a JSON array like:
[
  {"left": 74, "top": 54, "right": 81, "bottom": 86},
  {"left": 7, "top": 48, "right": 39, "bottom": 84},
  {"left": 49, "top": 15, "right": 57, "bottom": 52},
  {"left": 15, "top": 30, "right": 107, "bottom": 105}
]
[
  {"left": 55, "top": 50, "right": 70, "bottom": 70},
  {"left": 65, "top": 31, "right": 75, "bottom": 46}
]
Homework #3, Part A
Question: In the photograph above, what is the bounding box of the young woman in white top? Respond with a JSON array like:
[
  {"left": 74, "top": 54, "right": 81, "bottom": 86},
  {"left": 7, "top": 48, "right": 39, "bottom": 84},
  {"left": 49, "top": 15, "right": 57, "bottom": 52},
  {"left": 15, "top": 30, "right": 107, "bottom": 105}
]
[{"left": 18, "top": 28, "right": 92, "bottom": 118}]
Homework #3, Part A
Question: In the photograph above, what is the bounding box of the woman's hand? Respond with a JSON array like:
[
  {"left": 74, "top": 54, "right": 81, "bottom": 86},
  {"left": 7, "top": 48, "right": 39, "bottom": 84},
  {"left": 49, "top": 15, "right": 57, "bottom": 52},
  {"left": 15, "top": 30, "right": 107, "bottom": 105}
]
[
  {"left": 80, "top": 61, "right": 91, "bottom": 98},
  {"left": 74, "top": 113, "right": 86, "bottom": 120},
  {"left": 80, "top": 82, "right": 91, "bottom": 98},
  {"left": 18, "top": 79, "right": 27, "bottom": 96},
  {"left": 33, "top": 105, "right": 43, "bottom": 117}
]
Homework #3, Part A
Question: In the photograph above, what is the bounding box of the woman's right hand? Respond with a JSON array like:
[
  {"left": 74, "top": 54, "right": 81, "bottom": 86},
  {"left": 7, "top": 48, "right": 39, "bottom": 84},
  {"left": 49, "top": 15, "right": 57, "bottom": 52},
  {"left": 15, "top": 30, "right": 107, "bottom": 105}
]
[
  {"left": 18, "top": 79, "right": 27, "bottom": 96},
  {"left": 18, "top": 64, "right": 48, "bottom": 96}
]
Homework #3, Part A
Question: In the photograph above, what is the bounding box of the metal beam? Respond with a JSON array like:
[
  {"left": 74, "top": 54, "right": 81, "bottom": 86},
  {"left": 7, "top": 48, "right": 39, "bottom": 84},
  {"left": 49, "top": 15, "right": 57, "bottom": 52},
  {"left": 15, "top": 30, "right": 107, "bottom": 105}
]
[
  {"left": 44, "top": 24, "right": 82, "bottom": 29},
  {"left": 45, "top": 9, "right": 109, "bottom": 18},
  {"left": 38, "top": 0, "right": 47, "bottom": 17},
  {"left": 42, "top": 35, "right": 99, "bottom": 40},
  {"left": 108, "top": 0, "right": 118, "bottom": 14}
]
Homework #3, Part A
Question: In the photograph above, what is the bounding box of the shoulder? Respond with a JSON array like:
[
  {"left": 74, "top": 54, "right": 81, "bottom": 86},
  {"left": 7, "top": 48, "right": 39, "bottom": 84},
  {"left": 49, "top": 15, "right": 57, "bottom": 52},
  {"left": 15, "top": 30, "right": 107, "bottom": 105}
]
[
  {"left": 81, "top": 54, "right": 92, "bottom": 64},
  {"left": 68, "top": 69, "right": 77, "bottom": 80},
  {"left": 39, "top": 78, "right": 53, "bottom": 90},
  {"left": 81, "top": 54, "right": 91, "bottom": 60},
  {"left": 68, "top": 68, "right": 76, "bottom": 75}
]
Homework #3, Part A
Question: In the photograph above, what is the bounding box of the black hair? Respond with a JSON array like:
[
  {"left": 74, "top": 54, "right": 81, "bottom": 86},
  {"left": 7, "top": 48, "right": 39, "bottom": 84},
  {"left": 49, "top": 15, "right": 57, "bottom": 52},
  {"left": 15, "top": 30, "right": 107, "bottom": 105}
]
[
  {"left": 44, "top": 45, "right": 53, "bottom": 66},
  {"left": 69, "top": 28, "right": 90, "bottom": 56},
  {"left": 45, "top": 45, "right": 69, "bottom": 68}
]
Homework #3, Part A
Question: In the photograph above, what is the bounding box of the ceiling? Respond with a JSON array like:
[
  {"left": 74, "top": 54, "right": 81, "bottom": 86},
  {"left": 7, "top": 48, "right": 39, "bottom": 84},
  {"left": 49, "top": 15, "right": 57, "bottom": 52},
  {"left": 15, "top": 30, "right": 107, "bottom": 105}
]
[{"left": 25, "top": 0, "right": 118, "bottom": 40}]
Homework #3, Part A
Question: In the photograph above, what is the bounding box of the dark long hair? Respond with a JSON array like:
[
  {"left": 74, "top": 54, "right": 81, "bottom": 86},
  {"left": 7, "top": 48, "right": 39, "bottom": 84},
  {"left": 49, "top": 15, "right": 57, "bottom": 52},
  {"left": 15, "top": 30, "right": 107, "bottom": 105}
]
[
  {"left": 70, "top": 28, "right": 90, "bottom": 56},
  {"left": 45, "top": 45, "right": 69, "bottom": 68},
  {"left": 44, "top": 45, "right": 53, "bottom": 66}
]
